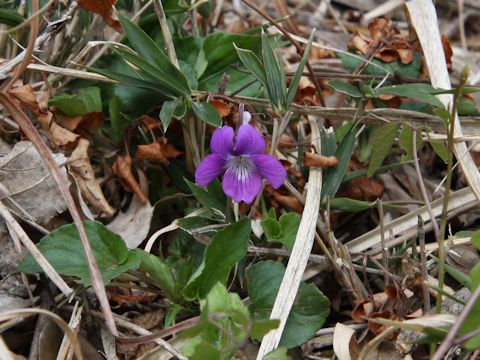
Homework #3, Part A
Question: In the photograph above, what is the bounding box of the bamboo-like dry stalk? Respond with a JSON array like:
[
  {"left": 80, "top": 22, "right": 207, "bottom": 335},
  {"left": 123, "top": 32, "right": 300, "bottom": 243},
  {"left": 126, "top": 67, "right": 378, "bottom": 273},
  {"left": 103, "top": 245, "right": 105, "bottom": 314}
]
[{"left": 256, "top": 117, "right": 323, "bottom": 358}]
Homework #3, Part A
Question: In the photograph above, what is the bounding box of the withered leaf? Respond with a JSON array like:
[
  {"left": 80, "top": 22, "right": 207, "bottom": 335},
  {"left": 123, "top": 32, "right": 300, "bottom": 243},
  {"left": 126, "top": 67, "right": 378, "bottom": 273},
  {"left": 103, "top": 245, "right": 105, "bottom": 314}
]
[
  {"left": 210, "top": 99, "right": 231, "bottom": 118},
  {"left": 69, "top": 139, "right": 115, "bottom": 216},
  {"left": 78, "top": 0, "right": 122, "bottom": 33},
  {"left": 303, "top": 152, "right": 339, "bottom": 168},
  {"left": 112, "top": 154, "right": 148, "bottom": 204},
  {"left": 136, "top": 141, "right": 181, "bottom": 164},
  {"left": 9, "top": 84, "right": 78, "bottom": 147}
]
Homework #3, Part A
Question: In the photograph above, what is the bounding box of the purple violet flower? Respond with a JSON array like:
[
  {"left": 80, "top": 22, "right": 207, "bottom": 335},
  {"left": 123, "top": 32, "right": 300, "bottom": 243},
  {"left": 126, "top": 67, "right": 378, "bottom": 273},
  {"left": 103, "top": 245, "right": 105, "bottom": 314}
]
[{"left": 195, "top": 124, "right": 287, "bottom": 204}]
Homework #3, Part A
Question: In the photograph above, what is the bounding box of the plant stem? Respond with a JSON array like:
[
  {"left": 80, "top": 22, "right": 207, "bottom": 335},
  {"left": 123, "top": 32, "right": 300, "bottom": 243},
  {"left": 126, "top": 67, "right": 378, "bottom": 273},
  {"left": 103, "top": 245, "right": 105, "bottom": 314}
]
[{"left": 436, "top": 78, "right": 464, "bottom": 314}]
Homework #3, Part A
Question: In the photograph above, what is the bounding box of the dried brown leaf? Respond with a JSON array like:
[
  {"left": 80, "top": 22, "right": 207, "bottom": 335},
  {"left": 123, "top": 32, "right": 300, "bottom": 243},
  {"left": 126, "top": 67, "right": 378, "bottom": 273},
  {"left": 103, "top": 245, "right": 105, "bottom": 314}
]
[
  {"left": 303, "top": 152, "right": 339, "bottom": 168},
  {"left": 78, "top": 0, "right": 122, "bottom": 32},
  {"left": 112, "top": 154, "right": 148, "bottom": 203},
  {"left": 69, "top": 139, "right": 115, "bottom": 216}
]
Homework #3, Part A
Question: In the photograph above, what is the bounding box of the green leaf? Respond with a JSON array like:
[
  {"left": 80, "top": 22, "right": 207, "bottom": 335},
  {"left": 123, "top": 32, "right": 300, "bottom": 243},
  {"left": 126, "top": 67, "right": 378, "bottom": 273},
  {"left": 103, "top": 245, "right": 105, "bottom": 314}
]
[
  {"left": 472, "top": 231, "right": 480, "bottom": 251},
  {"left": 108, "top": 95, "right": 129, "bottom": 143},
  {"left": 183, "top": 219, "right": 251, "bottom": 299},
  {"left": 470, "top": 262, "right": 480, "bottom": 289},
  {"left": 337, "top": 51, "right": 422, "bottom": 78},
  {"left": 459, "top": 299, "right": 480, "bottom": 349},
  {"left": 250, "top": 319, "right": 280, "bottom": 340},
  {"left": 118, "top": 15, "right": 190, "bottom": 95},
  {"left": 327, "top": 80, "right": 362, "bottom": 98},
  {"left": 111, "top": 47, "right": 190, "bottom": 97},
  {"left": 247, "top": 261, "right": 330, "bottom": 348},
  {"left": 198, "top": 32, "right": 262, "bottom": 80},
  {"left": 91, "top": 67, "right": 173, "bottom": 96},
  {"left": 135, "top": 250, "right": 177, "bottom": 301},
  {"left": 373, "top": 83, "right": 445, "bottom": 108},
  {"left": 261, "top": 213, "right": 300, "bottom": 251},
  {"left": 431, "top": 254, "right": 472, "bottom": 290},
  {"left": 0, "top": 9, "right": 24, "bottom": 26},
  {"left": 17, "top": 221, "right": 140, "bottom": 286},
  {"left": 261, "top": 32, "right": 287, "bottom": 111},
  {"left": 398, "top": 125, "right": 422, "bottom": 162},
  {"left": 428, "top": 137, "right": 448, "bottom": 163},
  {"left": 264, "top": 347, "right": 292, "bottom": 360},
  {"left": 160, "top": 98, "right": 182, "bottom": 131},
  {"left": 330, "top": 198, "right": 377, "bottom": 212},
  {"left": 342, "top": 161, "right": 412, "bottom": 183},
  {"left": 234, "top": 45, "right": 267, "bottom": 85},
  {"left": 367, "top": 123, "right": 400, "bottom": 176},
  {"left": 49, "top": 87, "right": 101, "bottom": 116},
  {"left": 286, "top": 32, "right": 315, "bottom": 107},
  {"left": 191, "top": 101, "right": 222, "bottom": 127},
  {"left": 322, "top": 123, "right": 357, "bottom": 202},
  {"left": 185, "top": 179, "right": 226, "bottom": 216},
  {"left": 189, "top": 341, "right": 222, "bottom": 360}
]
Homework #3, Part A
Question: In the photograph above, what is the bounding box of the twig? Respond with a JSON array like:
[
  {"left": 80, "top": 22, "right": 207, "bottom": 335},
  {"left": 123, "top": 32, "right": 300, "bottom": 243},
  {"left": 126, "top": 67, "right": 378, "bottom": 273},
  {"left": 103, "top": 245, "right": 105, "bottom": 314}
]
[
  {"left": 0, "top": 200, "right": 72, "bottom": 296},
  {"left": 256, "top": 117, "right": 323, "bottom": 358},
  {"left": 413, "top": 128, "right": 441, "bottom": 242},
  {"left": 418, "top": 215, "right": 431, "bottom": 313},
  {"left": 377, "top": 199, "right": 388, "bottom": 285},
  {"left": 152, "top": 0, "right": 179, "bottom": 68},
  {"left": 0, "top": 94, "right": 118, "bottom": 335},
  {"left": 1, "top": 0, "right": 39, "bottom": 91}
]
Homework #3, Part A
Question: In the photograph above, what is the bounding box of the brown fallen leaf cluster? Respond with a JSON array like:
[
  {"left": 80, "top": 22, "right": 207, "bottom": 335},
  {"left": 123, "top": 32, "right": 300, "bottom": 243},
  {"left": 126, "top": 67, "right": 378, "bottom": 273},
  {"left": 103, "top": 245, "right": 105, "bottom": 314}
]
[{"left": 349, "top": 18, "right": 418, "bottom": 64}]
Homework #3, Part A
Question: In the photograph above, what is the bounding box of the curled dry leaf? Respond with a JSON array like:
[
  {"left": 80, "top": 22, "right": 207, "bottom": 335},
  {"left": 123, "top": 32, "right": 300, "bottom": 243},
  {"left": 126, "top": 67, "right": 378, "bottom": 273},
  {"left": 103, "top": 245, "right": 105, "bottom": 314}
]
[
  {"left": 303, "top": 152, "right": 339, "bottom": 168},
  {"left": 349, "top": 18, "right": 417, "bottom": 64},
  {"left": 68, "top": 139, "right": 115, "bottom": 216},
  {"left": 140, "top": 115, "right": 162, "bottom": 131},
  {"left": 441, "top": 34, "right": 453, "bottom": 71},
  {"left": 112, "top": 154, "right": 148, "bottom": 204},
  {"left": 210, "top": 99, "right": 231, "bottom": 118},
  {"left": 55, "top": 111, "right": 104, "bottom": 132},
  {"left": 272, "top": 192, "right": 304, "bottom": 213},
  {"left": 9, "top": 84, "right": 79, "bottom": 147},
  {"left": 135, "top": 140, "right": 181, "bottom": 165},
  {"left": 78, "top": 0, "right": 122, "bottom": 33}
]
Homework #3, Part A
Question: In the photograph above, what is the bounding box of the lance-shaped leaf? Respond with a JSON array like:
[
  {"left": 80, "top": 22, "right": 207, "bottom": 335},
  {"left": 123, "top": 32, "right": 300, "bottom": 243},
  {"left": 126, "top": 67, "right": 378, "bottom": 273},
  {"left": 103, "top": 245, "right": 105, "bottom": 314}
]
[{"left": 261, "top": 31, "right": 287, "bottom": 112}]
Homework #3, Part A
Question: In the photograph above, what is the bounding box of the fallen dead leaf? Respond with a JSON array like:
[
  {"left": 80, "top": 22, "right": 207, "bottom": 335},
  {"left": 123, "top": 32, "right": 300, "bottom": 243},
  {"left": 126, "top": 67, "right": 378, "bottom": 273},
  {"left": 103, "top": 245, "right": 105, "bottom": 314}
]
[
  {"left": 210, "top": 99, "right": 231, "bottom": 118},
  {"left": 303, "top": 152, "right": 339, "bottom": 167},
  {"left": 349, "top": 18, "right": 417, "bottom": 65},
  {"left": 68, "top": 139, "right": 115, "bottom": 216},
  {"left": 107, "top": 194, "right": 153, "bottom": 249},
  {"left": 55, "top": 111, "right": 104, "bottom": 132},
  {"left": 78, "top": 0, "right": 122, "bottom": 33},
  {"left": 271, "top": 192, "right": 304, "bottom": 213},
  {"left": 9, "top": 84, "right": 79, "bottom": 147},
  {"left": 0, "top": 141, "right": 68, "bottom": 225},
  {"left": 135, "top": 139, "right": 182, "bottom": 165},
  {"left": 112, "top": 154, "right": 148, "bottom": 204}
]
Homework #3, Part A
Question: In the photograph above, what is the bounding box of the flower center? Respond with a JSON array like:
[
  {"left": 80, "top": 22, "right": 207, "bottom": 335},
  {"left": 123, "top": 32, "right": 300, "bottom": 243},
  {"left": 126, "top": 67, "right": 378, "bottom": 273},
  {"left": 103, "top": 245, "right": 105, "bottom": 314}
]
[{"left": 227, "top": 156, "right": 254, "bottom": 181}]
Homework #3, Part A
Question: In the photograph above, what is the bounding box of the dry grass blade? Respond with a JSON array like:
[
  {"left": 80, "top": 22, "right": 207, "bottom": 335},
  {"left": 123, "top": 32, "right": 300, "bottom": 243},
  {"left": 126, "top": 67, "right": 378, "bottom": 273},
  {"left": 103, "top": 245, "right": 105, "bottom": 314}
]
[
  {"left": 333, "top": 322, "right": 356, "bottom": 360},
  {"left": 0, "top": 93, "right": 118, "bottom": 335},
  {"left": 0, "top": 308, "right": 83, "bottom": 360},
  {"left": 0, "top": 200, "right": 72, "bottom": 297},
  {"left": 1, "top": 0, "right": 39, "bottom": 91},
  {"left": 0, "top": 336, "right": 15, "bottom": 360},
  {"left": 346, "top": 187, "right": 476, "bottom": 254},
  {"left": 56, "top": 302, "right": 82, "bottom": 360},
  {"left": 405, "top": 0, "right": 480, "bottom": 203},
  {"left": 256, "top": 117, "right": 323, "bottom": 358}
]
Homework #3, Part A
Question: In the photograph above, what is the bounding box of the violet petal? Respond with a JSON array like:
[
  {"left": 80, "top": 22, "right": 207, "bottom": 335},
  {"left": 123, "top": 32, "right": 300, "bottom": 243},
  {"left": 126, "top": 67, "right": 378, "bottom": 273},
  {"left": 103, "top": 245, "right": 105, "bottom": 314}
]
[
  {"left": 235, "top": 124, "right": 265, "bottom": 155},
  {"left": 210, "top": 126, "right": 234, "bottom": 157},
  {"left": 195, "top": 154, "right": 226, "bottom": 187},
  {"left": 252, "top": 154, "right": 287, "bottom": 189},
  {"left": 222, "top": 168, "right": 263, "bottom": 204}
]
